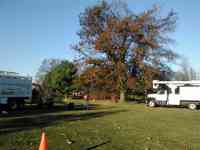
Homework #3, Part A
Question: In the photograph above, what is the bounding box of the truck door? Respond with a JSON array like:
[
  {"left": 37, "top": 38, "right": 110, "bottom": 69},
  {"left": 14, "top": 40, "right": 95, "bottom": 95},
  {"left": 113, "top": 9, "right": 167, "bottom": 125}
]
[
  {"left": 168, "top": 87, "right": 180, "bottom": 105},
  {"left": 156, "top": 89, "right": 167, "bottom": 102}
]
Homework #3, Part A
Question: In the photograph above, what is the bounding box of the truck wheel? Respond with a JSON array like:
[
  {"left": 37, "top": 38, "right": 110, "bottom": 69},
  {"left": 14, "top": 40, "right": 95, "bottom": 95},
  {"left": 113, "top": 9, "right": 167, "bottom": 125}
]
[
  {"left": 9, "top": 101, "right": 17, "bottom": 110},
  {"left": 149, "top": 100, "right": 156, "bottom": 107},
  {"left": 188, "top": 104, "right": 197, "bottom": 110},
  {"left": 17, "top": 101, "right": 25, "bottom": 110}
]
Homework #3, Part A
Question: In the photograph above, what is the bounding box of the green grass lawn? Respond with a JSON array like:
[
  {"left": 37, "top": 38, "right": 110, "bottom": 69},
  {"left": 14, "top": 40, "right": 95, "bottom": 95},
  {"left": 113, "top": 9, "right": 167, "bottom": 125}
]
[{"left": 1, "top": 101, "right": 200, "bottom": 150}]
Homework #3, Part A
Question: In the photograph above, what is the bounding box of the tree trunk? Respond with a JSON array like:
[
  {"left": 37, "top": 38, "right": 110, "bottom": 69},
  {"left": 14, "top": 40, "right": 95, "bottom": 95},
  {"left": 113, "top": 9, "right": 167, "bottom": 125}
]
[
  {"left": 120, "top": 90, "right": 126, "bottom": 102},
  {"left": 116, "top": 62, "right": 127, "bottom": 103}
]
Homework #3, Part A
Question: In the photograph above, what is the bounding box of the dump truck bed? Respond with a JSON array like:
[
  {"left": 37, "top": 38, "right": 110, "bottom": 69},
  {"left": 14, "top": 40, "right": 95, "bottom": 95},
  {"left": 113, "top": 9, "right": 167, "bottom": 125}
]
[{"left": 0, "top": 74, "right": 32, "bottom": 104}]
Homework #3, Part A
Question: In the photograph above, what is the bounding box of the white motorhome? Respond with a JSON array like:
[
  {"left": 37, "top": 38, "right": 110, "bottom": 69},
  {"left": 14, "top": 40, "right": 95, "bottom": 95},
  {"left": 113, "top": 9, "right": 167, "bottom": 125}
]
[
  {"left": 147, "top": 80, "right": 200, "bottom": 110},
  {"left": 0, "top": 71, "right": 32, "bottom": 109}
]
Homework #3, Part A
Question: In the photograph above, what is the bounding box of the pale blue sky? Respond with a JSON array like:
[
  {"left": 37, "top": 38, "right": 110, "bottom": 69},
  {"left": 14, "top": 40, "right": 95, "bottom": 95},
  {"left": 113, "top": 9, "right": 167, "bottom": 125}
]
[{"left": 0, "top": 0, "right": 199, "bottom": 77}]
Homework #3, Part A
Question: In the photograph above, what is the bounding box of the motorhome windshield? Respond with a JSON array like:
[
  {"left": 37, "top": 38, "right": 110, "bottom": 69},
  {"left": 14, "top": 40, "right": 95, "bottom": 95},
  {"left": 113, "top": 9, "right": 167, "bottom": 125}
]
[{"left": 157, "top": 89, "right": 165, "bottom": 94}]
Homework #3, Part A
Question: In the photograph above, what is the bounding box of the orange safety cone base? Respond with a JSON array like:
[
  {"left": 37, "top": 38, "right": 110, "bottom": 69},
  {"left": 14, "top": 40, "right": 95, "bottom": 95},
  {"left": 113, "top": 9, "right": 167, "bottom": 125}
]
[{"left": 39, "top": 131, "right": 48, "bottom": 150}]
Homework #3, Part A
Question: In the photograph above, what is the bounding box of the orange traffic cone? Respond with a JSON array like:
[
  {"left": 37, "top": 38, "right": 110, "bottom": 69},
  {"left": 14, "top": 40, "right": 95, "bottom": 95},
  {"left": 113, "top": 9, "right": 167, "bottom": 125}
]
[{"left": 39, "top": 131, "right": 48, "bottom": 150}]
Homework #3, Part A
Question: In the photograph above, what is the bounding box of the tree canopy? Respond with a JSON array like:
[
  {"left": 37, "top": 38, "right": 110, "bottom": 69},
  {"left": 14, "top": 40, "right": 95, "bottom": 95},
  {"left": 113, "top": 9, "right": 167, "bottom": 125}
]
[
  {"left": 74, "top": 1, "right": 178, "bottom": 101},
  {"left": 42, "top": 60, "right": 78, "bottom": 98}
]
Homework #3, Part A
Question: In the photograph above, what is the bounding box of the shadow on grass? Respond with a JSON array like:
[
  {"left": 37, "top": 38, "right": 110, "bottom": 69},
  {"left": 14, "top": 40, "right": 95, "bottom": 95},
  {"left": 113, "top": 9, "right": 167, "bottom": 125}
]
[
  {"left": 85, "top": 140, "right": 111, "bottom": 150},
  {"left": 0, "top": 108, "right": 127, "bottom": 135},
  {"left": 0, "top": 104, "right": 100, "bottom": 118}
]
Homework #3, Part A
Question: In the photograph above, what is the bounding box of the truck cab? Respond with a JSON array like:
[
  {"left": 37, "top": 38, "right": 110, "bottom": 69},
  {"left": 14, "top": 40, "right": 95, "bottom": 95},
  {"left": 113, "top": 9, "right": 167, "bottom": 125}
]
[{"left": 147, "top": 88, "right": 168, "bottom": 106}]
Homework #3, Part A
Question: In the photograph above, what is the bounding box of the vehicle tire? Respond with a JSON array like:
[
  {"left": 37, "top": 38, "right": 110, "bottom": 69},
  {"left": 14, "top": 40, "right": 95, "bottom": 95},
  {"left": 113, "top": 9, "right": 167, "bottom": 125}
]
[
  {"left": 17, "top": 101, "right": 25, "bottom": 110},
  {"left": 149, "top": 100, "right": 156, "bottom": 107},
  {"left": 188, "top": 103, "right": 197, "bottom": 110},
  {"left": 8, "top": 100, "right": 17, "bottom": 110}
]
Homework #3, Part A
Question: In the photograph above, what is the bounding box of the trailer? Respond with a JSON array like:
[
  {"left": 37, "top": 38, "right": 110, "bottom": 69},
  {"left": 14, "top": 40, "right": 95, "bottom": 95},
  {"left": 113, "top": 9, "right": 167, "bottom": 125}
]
[
  {"left": 0, "top": 71, "right": 32, "bottom": 109},
  {"left": 147, "top": 80, "right": 200, "bottom": 110}
]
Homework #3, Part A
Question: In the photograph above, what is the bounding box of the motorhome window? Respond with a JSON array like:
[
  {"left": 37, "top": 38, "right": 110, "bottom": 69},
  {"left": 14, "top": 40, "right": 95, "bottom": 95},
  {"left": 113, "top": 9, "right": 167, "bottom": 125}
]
[{"left": 175, "top": 87, "right": 180, "bottom": 94}]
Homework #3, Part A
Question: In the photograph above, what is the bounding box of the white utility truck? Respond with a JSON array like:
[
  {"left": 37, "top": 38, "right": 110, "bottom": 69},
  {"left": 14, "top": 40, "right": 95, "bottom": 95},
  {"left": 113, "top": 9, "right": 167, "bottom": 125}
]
[
  {"left": 147, "top": 80, "right": 200, "bottom": 110},
  {"left": 0, "top": 71, "right": 32, "bottom": 109}
]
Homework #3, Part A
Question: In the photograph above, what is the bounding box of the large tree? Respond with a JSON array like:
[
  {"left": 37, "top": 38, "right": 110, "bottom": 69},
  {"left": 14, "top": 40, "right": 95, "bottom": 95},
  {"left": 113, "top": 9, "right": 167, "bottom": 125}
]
[{"left": 74, "top": 1, "right": 178, "bottom": 102}]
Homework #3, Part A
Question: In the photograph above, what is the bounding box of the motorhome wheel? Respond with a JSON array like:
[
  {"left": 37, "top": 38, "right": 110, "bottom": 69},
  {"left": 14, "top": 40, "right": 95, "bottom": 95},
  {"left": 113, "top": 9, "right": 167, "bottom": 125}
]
[
  {"left": 149, "top": 101, "right": 156, "bottom": 107},
  {"left": 188, "top": 104, "right": 197, "bottom": 110}
]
